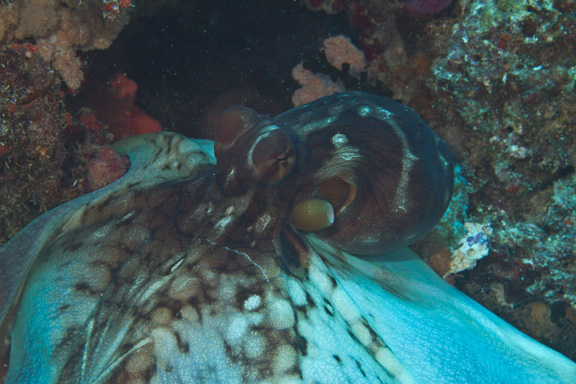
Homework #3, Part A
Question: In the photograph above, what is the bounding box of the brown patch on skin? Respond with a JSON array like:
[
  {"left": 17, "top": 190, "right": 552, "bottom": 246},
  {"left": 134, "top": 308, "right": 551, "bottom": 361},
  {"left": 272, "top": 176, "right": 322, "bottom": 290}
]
[
  {"left": 150, "top": 307, "right": 173, "bottom": 326},
  {"left": 115, "top": 342, "right": 155, "bottom": 384}
]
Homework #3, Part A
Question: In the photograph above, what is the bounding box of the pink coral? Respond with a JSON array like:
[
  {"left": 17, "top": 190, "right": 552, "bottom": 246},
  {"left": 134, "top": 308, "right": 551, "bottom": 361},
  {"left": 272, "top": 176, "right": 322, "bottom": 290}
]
[
  {"left": 291, "top": 35, "right": 368, "bottom": 106},
  {"left": 322, "top": 35, "right": 366, "bottom": 72},
  {"left": 291, "top": 63, "right": 346, "bottom": 106},
  {"left": 86, "top": 145, "right": 130, "bottom": 190}
]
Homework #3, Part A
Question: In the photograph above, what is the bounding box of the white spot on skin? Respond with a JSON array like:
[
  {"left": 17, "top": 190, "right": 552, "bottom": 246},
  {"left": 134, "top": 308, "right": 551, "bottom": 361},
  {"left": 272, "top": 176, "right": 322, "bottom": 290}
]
[
  {"left": 215, "top": 215, "right": 233, "bottom": 234},
  {"left": 387, "top": 119, "right": 419, "bottom": 214},
  {"left": 150, "top": 327, "right": 178, "bottom": 370},
  {"left": 328, "top": 132, "right": 360, "bottom": 162},
  {"left": 244, "top": 295, "right": 262, "bottom": 311},
  {"left": 374, "top": 106, "right": 393, "bottom": 120},
  {"left": 308, "top": 262, "right": 335, "bottom": 295},
  {"left": 224, "top": 166, "right": 237, "bottom": 188},
  {"left": 350, "top": 320, "right": 371, "bottom": 346},
  {"left": 440, "top": 151, "right": 450, "bottom": 170},
  {"left": 243, "top": 333, "right": 265, "bottom": 359},
  {"left": 375, "top": 347, "right": 417, "bottom": 383},
  {"left": 254, "top": 213, "right": 272, "bottom": 233},
  {"left": 285, "top": 278, "right": 307, "bottom": 306},
  {"left": 217, "top": 274, "right": 238, "bottom": 302},
  {"left": 268, "top": 297, "right": 295, "bottom": 330},
  {"left": 225, "top": 315, "right": 249, "bottom": 346},
  {"left": 331, "top": 133, "right": 348, "bottom": 147},
  {"left": 330, "top": 287, "right": 361, "bottom": 324},
  {"left": 339, "top": 147, "right": 360, "bottom": 161},
  {"left": 358, "top": 106, "right": 372, "bottom": 116}
]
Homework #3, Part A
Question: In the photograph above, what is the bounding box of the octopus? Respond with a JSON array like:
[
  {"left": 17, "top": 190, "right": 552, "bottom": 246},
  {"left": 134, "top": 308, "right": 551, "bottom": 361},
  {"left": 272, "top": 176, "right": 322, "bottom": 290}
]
[{"left": 0, "top": 92, "right": 575, "bottom": 383}]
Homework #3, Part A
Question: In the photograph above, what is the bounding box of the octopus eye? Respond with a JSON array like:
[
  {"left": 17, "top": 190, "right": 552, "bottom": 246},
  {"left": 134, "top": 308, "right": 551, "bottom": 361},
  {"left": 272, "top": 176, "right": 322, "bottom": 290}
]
[
  {"left": 290, "top": 198, "right": 334, "bottom": 231},
  {"left": 249, "top": 129, "right": 296, "bottom": 185},
  {"left": 290, "top": 177, "right": 356, "bottom": 231}
]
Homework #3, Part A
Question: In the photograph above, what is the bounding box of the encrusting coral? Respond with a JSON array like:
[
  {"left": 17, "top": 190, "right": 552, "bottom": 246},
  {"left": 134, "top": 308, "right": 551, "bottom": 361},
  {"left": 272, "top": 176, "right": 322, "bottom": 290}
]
[
  {"left": 0, "top": 44, "right": 74, "bottom": 244},
  {"left": 0, "top": 0, "right": 131, "bottom": 90},
  {"left": 0, "top": 1, "right": 150, "bottom": 244}
]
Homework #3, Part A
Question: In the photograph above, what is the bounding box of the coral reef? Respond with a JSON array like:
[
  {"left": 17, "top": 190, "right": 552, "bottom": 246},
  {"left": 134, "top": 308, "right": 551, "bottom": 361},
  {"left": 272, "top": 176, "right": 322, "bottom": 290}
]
[
  {"left": 0, "top": 44, "right": 78, "bottom": 244},
  {"left": 0, "top": 45, "right": 155, "bottom": 244},
  {"left": 425, "top": 0, "right": 576, "bottom": 359},
  {"left": 0, "top": 0, "right": 131, "bottom": 90},
  {"left": 0, "top": 0, "right": 155, "bottom": 244}
]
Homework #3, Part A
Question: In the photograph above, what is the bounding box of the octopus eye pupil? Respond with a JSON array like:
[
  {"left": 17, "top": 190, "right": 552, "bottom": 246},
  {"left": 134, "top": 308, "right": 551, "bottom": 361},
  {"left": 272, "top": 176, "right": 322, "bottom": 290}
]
[
  {"left": 290, "top": 177, "right": 356, "bottom": 233},
  {"left": 277, "top": 149, "right": 294, "bottom": 165},
  {"left": 290, "top": 198, "right": 335, "bottom": 232},
  {"left": 317, "top": 177, "right": 356, "bottom": 216}
]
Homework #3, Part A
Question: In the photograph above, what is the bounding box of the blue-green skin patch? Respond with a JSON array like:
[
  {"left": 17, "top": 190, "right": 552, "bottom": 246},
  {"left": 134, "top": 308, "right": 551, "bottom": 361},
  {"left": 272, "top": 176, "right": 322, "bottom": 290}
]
[{"left": 1, "top": 92, "right": 575, "bottom": 383}]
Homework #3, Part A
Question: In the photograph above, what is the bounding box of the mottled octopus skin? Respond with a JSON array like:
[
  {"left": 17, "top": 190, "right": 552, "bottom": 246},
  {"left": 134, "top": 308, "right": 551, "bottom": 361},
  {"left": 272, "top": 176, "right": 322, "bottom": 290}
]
[{"left": 0, "top": 92, "right": 574, "bottom": 383}]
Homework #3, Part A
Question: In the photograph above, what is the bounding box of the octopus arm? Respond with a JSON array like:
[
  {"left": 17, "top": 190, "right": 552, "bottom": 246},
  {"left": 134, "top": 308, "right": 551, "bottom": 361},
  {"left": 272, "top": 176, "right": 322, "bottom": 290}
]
[
  {"left": 0, "top": 133, "right": 215, "bottom": 380},
  {"left": 310, "top": 238, "right": 576, "bottom": 383}
]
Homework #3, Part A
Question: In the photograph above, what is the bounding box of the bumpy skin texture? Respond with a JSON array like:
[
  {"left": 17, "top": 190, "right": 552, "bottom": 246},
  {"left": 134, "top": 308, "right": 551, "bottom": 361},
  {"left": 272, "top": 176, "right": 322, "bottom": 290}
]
[{"left": 0, "top": 92, "right": 575, "bottom": 383}]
